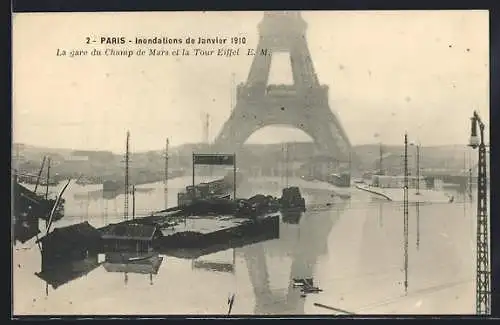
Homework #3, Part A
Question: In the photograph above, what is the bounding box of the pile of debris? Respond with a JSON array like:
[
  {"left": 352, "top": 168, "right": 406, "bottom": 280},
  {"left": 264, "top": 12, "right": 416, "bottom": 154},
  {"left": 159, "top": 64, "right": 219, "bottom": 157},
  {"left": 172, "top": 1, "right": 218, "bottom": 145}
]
[
  {"left": 235, "top": 194, "right": 280, "bottom": 217},
  {"left": 292, "top": 278, "right": 323, "bottom": 298}
]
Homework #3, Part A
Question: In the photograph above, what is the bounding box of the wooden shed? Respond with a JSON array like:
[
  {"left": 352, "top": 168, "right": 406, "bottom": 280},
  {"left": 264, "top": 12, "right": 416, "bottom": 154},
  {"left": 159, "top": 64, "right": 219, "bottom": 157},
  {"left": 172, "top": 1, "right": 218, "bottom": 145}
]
[
  {"left": 100, "top": 223, "right": 162, "bottom": 253},
  {"left": 36, "top": 221, "right": 102, "bottom": 270}
]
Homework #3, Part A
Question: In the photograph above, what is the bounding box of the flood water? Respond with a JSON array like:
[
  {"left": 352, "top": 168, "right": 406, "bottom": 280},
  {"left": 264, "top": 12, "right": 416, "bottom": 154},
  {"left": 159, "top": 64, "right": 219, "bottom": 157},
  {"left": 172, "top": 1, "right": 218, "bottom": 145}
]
[{"left": 13, "top": 176, "right": 478, "bottom": 315}]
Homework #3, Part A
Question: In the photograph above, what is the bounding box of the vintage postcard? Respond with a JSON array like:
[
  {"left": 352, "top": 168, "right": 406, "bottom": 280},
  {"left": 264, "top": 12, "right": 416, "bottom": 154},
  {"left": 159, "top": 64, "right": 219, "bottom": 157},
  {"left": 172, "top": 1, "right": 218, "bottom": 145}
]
[{"left": 12, "top": 10, "right": 490, "bottom": 316}]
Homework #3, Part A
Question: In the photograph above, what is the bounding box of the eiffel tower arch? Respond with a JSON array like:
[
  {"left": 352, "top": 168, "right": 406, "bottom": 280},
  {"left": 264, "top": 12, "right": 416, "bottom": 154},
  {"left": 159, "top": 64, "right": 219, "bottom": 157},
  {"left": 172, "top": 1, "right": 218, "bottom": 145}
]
[{"left": 213, "top": 11, "right": 352, "bottom": 163}]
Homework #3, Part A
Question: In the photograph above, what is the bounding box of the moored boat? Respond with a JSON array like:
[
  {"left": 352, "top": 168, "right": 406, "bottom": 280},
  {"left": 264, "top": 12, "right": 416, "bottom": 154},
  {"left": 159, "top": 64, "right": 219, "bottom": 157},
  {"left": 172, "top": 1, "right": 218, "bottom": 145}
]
[{"left": 355, "top": 175, "right": 454, "bottom": 204}]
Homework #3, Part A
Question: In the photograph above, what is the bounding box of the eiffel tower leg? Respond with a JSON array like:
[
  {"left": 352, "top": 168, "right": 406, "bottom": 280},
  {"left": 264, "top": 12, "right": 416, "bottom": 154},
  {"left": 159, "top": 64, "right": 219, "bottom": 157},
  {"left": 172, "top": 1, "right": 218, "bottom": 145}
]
[
  {"left": 213, "top": 107, "right": 264, "bottom": 153},
  {"left": 215, "top": 109, "right": 349, "bottom": 162}
]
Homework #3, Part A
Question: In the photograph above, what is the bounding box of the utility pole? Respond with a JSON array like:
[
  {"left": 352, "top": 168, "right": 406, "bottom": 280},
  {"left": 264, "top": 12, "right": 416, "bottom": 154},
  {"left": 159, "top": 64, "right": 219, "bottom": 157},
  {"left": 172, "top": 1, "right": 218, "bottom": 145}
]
[
  {"left": 379, "top": 142, "right": 383, "bottom": 175},
  {"left": 164, "top": 138, "right": 169, "bottom": 209},
  {"left": 416, "top": 144, "right": 420, "bottom": 195},
  {"left": 403, "top": 133, "right": 409, "bottom": 294},
  {"left": 14, "top": 143, "right": 20, "bottom": 178},
  {"left": 468, "top": 111, "right": 490, "bottom": 315},
  {"left": 85, "top": 192, "right": 89, "bottom": 221},
  {"left": 469, "top": 167, "right": 473, "bottom": 198},
  {"left": 278, "top": 142, "right": 285, "bottom": 187},
  {"left": 201, "top": 112, "right": 210, "bottom": 144},
  {"left": 412, "top": 141, "right": 421, "bottom": 250},
  {"left": 468, "top": 149, "right": 473, "bottom": 200},
  {"left": 132, "top": 185, "right": 136, "bottom": 220},
  {"left": 124, "top": 131, "right": 130, "bottom": 221},
  {"left": 285, "top": 142, "right": 289, "bottom": 188}
]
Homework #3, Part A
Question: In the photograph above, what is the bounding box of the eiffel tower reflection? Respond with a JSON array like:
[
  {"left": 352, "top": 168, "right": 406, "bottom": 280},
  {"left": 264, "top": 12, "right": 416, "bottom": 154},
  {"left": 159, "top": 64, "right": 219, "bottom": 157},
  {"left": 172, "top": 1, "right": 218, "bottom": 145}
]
[{"left": 239, "top": 200, "right": 348, "bottom": 314}]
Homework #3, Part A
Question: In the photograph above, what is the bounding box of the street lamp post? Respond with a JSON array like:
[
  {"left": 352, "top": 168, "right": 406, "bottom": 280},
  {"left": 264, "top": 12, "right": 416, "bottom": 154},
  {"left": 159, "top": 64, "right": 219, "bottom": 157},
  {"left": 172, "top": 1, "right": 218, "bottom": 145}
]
[{"left": 468, "top": 110, "right": 490, "bottom": 315}]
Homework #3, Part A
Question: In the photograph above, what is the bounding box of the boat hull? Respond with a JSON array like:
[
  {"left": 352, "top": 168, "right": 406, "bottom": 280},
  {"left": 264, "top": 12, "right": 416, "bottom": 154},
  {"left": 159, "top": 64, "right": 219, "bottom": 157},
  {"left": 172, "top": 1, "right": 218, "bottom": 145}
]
[{"left": 355, "top": 184, "right": 453, "bottom": 204}]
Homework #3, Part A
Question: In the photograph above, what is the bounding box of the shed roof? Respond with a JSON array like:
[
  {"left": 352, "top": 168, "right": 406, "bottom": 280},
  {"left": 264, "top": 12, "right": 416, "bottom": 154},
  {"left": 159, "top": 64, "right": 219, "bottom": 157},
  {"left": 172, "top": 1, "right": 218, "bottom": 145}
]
[
  {"left": 37, "top": 221, "right": 101, "bottom": 245},
  {"left": 101, "top": 223, "right": 159, "bottom": 241}
]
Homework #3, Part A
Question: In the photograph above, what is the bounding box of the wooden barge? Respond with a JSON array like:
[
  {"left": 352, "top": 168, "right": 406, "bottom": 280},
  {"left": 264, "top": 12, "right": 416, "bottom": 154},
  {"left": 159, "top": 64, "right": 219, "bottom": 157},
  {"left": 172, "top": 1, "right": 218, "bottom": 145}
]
[
  {"left": 97, "top": 196, "right": 280, "bottom": 253},
  {"left": 158, "top": 213, "right": 279, "bottom": 249},
  {"left": 97, "top": 211, "right": 279, "bottom": 252}
]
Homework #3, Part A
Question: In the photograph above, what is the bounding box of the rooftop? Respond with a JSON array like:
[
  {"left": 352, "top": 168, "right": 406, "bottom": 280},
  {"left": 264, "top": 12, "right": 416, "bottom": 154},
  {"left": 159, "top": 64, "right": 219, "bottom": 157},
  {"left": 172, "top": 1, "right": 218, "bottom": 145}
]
[{"left": 37, "top": 221, "right": 101, "bottom": 245}]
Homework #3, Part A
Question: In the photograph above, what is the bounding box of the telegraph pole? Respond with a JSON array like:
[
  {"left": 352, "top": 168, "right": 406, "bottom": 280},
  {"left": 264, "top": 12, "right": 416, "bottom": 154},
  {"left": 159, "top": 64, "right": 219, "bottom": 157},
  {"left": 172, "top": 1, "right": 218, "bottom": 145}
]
[
  {"left": 468, "top": 149, "right": 473, "bottom": 200},
  {"left": 416, "top": 144, "right": 420, "bottom": 195},
  {"left": 132, "top": 185, "right": 136, "bottom": 220},
  {"left": 379, "top": 142, "right": 383, "bottom": 175},
  {"left": 403, "top": 133, "right": 409, "bottom": 294},
  {"left": 468, "top": 111, "right": 490, "bottom": 315},
  {"left": 124, "top": 131, "right": 130, "bottom": 221},
  {"left": 164, "top": 138, "right": 169, "bottom": 209},
  {"left": 285, "top": 142, "right": 289, "bottom": 188},
  {"left": 203, "top": 113, "right": 210, "bottom": 144}
]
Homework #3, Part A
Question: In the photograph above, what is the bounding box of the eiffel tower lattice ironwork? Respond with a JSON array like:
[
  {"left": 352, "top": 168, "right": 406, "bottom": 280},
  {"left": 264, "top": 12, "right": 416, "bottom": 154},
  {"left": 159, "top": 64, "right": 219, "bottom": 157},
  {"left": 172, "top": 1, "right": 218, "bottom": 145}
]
[{"left": 213, "top": 11, "right": 351, "bottom": 162}]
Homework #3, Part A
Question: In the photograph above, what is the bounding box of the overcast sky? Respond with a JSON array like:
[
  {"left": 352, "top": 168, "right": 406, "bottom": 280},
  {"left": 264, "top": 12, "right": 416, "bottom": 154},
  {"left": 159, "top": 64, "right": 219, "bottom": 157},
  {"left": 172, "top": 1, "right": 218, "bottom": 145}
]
[{"left": 12, "top": 10, "right": 489, "bottom": 153}]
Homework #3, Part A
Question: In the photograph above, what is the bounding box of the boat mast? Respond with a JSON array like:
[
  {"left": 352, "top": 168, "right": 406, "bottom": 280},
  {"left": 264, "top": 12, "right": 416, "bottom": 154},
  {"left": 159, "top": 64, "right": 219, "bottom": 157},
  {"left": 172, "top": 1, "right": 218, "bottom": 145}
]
[
  {"left": 45, "top": 157, "right": 51, "bottom": 200},
  {"left": 34, "top": 156, "right": 47, "bottom": 193}
]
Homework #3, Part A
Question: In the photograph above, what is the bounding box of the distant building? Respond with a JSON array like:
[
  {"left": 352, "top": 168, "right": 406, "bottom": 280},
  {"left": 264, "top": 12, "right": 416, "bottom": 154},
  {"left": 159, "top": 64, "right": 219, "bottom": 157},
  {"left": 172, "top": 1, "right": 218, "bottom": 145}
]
[
  {"left": 66, "top": 155, "right": 89, "bottom": 161},
  {"left": 71, "top": 150, "right": 114, "bottom": 163}
]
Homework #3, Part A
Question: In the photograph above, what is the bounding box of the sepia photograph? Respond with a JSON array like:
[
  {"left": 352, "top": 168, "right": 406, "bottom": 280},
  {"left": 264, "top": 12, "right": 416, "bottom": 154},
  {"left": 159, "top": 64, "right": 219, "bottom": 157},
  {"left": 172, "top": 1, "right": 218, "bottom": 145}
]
[{"left": 12, "top": 10, "right": 490, "bottom": 315}]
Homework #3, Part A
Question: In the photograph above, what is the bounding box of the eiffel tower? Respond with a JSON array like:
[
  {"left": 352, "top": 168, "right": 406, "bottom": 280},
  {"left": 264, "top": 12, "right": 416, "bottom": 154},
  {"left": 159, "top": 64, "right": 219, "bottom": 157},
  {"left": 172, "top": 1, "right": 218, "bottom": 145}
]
[{"left": 213, "top": 11, "right": 351, "bottom": 162}]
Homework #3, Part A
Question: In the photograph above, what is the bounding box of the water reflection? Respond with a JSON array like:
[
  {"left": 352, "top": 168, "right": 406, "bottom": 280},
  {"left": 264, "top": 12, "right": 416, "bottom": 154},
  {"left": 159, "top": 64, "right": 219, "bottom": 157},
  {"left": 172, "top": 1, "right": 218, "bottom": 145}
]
[
  {"left": 14, "top": 177, "right": 475, "bottom": 315},
  {"left": 36, "top": 253, "right": 101, "bottom": 296},
  {"left": 281, "top": 211, "right": 303, "bottom": 225},
  {"left": 240, "top": 200, "right": 348, "bottom": 314},
  {"left": 378, "top": 202, "right": 384, "bottom": 228},
  {"left": 416, "top": 202, "right": 420, "bottom": 250},
  {"left": 102, "top": 252, "right": 164, "bottom": 286},
  {"left": 192, "top": 249, "right": 236, "bottom": 274},
  {"left": 35, "top": 221, "right": 103, "bottom": 296},
  {"left": 161, "top": 226, "right": 279, "bottom": 259}
]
